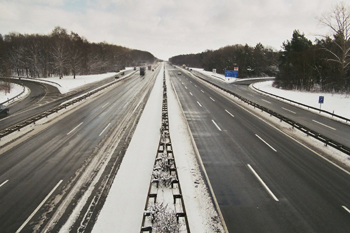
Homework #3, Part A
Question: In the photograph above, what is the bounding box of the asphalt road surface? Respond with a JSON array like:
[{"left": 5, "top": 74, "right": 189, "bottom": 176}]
[
  {"left": 191, "top": 70, "right": 350, "bottom": 151},
  {"left": 0, "top": 70, "right": 133, "bottom": 130},
  {"left": 0, "top": 69, "right": 157, "bottom": 232},
  {"left": 168, "top": 64, "right": 350, "bottom": 233}
]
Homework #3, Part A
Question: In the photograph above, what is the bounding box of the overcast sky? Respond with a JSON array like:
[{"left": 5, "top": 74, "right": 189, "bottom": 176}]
[{"left": 0, "top": 0, "right": 342, "bottom": 60}]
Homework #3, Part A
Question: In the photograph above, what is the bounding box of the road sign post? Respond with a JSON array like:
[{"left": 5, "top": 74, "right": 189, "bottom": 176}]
[{"left": 318, "top": 96, "right": 324, "bottom": 112}]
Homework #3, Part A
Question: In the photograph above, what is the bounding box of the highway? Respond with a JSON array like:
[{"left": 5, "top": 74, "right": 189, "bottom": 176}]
[
  {"left": 0, "top": 70, "right": 133, "bottom": 131},
  {"left": 191, "top": 70, "right": 350, "bottom": 150},
  {"left": 167, "top": 64, "right": 350, "bottom": 232},
  {"left": 0, "top": 69, "right": 158, "bottom": 232}
]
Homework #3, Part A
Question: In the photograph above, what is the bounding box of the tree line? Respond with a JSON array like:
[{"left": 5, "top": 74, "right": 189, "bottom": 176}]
[
  {"left": 170, "top": 3, "right": 350, "bottom": 93},
  {"left": 276, "top": 3, "right": 350, "bottom": 93},
  {"left": 0, "top": 27, "right": 156, "bottom": 79},
  {"left": 169, "top": 43, "right": 279, "bottom": 78}
]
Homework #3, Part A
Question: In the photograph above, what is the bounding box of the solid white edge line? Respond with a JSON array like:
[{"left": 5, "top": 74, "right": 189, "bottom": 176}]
[
  {"left": 189, "top": 72, "right": 350, "bottom": 176},
  {"left": 342, "top": 205, "right": 350, "bottom": 214},
  {"left": 67, "top": 122, "right": 83, "bottom": 135},
  {"left": 312, "top": 120, "right": 337, "bottom": 131},
  {"left": 170, "top": 77, "right": 229, "bottom": 233},
  {"left": 16, "top": 180, "right": 63, "bottom": 233},
  {"left": 247, "top": 164, "right": 279, "bottom": 202},
  {"left": 212, "top": 120, "right": 222, "bottom": 131},
  {"left": 0, "top": 180, "right": 9, "bottom": 187},
  {"left": 282, "top": 107, "right": 296, "bottom": 114},
  {"left": 255, "top": 134, "right": 277, "bottom": 152},
  {"left": 225, "top": 109, "right": 234, "bottom": 118},
  {"left": 210, "top": 97, "right": 215, "bottom": 102},
  {"left": 99, "top": 123, "right": 111, "bottom": 136},
  {"left": 197, "top": 101, "right": 202, "bottom": 107}
]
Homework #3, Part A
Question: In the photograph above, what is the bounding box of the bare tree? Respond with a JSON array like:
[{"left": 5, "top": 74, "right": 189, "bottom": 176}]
[
  {"left": 69, "top": 32, "right": 84, "bottom": 79},
  {"left": 319, "top": 2, "right": 350, "bottom": 82},
  {"left": 51, "top": 27, "right": 69, "bottom": 79}
]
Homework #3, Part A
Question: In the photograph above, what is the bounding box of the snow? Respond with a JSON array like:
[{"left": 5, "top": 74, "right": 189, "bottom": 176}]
[
  {"left": 253, "top": 81, "right": 350, "bottom": 119},
  {"left": 92, "top": 65, "right": 163, "bottom": 232},
  {"left": 93, "top": 63, "right": 224, "bottom": 232},
  {"left": 190, "top": 68, "right": 350, "bottom": 120},
  {"left": 166, "top": 69, "right": 225, "bottom": 232},
  {"left": 41, "top": 73, "right": 118, "bottom": 94},
  {"left": 6, "top": 64, "right": 349, "bottom": 231},
  {"left": 17, "top": 68, "right": 133, "bottom": 94},
  {"left": 191, "top": 68, "right": 237, "bottom": 83},
  {"left": 0, "top": 82, "right": 27, "bottom": 105},
  {"left": 1, "top": 68, "right": 134, "bottom": 107}
]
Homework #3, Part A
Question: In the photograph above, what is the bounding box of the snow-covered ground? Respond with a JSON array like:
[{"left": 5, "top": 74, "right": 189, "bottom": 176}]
[
  {"left": 0, "top": 82, "right": 27, "bottom": 105},
  {"left": 15, "top": 67, "right": 133, "bottom": 94},
  {"left": 253, "top": 81, "right": 350, "bottom": 119},
  {"left": 0, "top": 68, "right": 133, "bottom": 107}
]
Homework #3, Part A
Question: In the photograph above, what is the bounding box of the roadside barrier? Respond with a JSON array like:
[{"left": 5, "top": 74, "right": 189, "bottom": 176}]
[
  {"left": 140, "top": 72, "right": 190, "bottom": 233},
  {"left": 251, "top": 83, "right": 350, "bottom": 123},
  {"left": 0, "top": 83, "right": 26, "bottom": 106},
  {"left": 191, "top": 71, "right": 350, "bottom": 156},
  {"left": 0, "top": 73, "right": 135, "bottom": 140}
]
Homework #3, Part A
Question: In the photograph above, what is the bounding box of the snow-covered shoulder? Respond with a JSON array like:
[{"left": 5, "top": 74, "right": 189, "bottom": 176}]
[
  {"left": 0, "top": 82, "right": 28, "bottom": 106},
  {"left": 253, "top": 81, "right": 350, "bottom": 119}
]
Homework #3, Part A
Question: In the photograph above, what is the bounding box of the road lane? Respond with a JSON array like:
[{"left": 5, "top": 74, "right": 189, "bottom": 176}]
[
  {"left": 169, "top": 65, "right": 350, "bottom": 233},
  {"left": 0, "top": 71, "right": 157, "bottom": 232},
  {"left": 192, "top": 70, "right": 350, "bottom": 149}
]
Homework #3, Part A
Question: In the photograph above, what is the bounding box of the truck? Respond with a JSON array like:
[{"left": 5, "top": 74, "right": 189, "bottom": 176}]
[{"left": 140, "top": 67, "right": 145, "bottom": 76}]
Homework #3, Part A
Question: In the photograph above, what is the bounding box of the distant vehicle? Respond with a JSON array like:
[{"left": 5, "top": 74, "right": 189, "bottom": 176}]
[
  {"left": 178, "top": 72, "right": 182, "bottom": 75},
  {"left": 140, "top": 67, "right": 146, "bottom": 76},
  {"left": 148, "top": 65, "right": 152, "bottom": 70},
  {"left": 0, "top": 104, "right": 9, "bottom": 116}
]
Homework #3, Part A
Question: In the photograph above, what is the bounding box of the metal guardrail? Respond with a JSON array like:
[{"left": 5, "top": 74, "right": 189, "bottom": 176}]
[
  {"left": 251, "top": 84, "right": 350, "bottom": 123},
  {"left": 141, "top": 72, "right": 190, "bottom": 233},
  {"left": 0, "top": 73, "right": 135, "bottom": 140},
  {"left": 191, "top": 71, "right": 350, "bottom": 156},
  {"left": 0, "top": 85, "right": 26, "bottom": 106}
]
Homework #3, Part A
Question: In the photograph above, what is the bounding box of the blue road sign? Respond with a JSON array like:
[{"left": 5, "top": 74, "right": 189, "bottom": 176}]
[
  {"left": 319, "top": 96, "right": 324, "bottom": 104},
  {"left": 225, "top": 67, "right": 239, "bottom": 77}
]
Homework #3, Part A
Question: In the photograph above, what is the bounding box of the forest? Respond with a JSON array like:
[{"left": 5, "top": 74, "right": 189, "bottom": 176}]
[
  {"left": 0, "top": 27, "right": 156, "bottom": 79},
  {"left": 170, "top": 3, "right": 350, "bottom": 93}
]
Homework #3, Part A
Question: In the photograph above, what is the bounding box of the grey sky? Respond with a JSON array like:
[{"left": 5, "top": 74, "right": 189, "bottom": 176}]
[{"left": 0, "top": 0, "right": 340, "bottom": 60}]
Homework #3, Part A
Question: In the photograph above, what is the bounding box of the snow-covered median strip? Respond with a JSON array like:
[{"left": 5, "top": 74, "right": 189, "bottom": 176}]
[
  {"left": 92, "top": 65, "right": 163, "bottom": 233},
  {"left": 93, "top": 63, "right": 226, "bottom": 232}
]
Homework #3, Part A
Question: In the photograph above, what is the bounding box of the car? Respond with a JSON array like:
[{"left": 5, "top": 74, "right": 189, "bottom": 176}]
[
  {"left": 0, "top": 104, "right": 9, "bottom": 116},
  {"left": 178, "top": 72, "right": 181, "bottom": 75}
]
